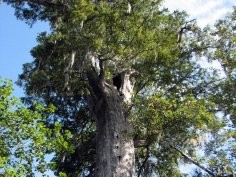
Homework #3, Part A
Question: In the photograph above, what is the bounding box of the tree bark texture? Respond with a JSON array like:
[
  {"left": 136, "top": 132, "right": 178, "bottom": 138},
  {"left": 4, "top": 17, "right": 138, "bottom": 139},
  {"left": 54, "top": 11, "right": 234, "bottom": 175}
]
[{"left": 87, "top": 69, "right": 135, "bottom": 177}]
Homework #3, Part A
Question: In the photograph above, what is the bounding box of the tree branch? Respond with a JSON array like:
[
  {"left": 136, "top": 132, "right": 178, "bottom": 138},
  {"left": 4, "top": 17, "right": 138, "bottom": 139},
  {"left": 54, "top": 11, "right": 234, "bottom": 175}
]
[
  {"left": 99, "top": 59, "right": 104, "bottom": 81},
  {"left": 134, "top": 140, "right": 149, "bottom": 148},
  {"left": 137, "top": 146, "right": 150, "bottom": 177},
  {"left": 4, "top": 0, "right": 68, "bottom": 11},
  {"left": 170, "top": 145, "right": 215, "bottom": 176},
  {"left": 177, "top": 19, "right": 196, "bottom": 45}
]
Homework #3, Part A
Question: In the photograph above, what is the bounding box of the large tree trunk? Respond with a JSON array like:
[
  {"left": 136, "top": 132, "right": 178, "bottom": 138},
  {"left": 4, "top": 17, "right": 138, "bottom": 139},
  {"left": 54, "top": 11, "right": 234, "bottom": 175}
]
[{"left": 87, "top": 69, "right": 135, "bottom": 177}]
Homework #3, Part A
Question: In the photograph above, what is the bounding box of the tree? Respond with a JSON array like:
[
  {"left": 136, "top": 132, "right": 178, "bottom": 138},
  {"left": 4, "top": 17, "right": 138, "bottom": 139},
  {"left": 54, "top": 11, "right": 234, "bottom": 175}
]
[
  {"left": 0, "top": 79, "right": 51, "bottom": 176},
  {"left": 0, "top": 78, "right": 75, "bottom": 177},
  {"left": 2, "top": 0, "right": 236, "bottom": 176}
]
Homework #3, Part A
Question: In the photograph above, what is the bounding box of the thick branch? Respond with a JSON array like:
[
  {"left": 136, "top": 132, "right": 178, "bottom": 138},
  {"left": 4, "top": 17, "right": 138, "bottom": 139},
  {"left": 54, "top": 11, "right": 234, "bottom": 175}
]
[
  {"left": 134, "top": 140, "right": 148, "bottom": 148},
  {"left": 99, "top": 59, "right": 104, "bottom": 80},
  {"left": 134, "top": 139, "right": 153, "bottom": 148},
  {"left": 86, "top": 69, "right": 103, "bottom": 98},
  {"left": 63, "top": 50, "right": 76, "bottom": 91}
]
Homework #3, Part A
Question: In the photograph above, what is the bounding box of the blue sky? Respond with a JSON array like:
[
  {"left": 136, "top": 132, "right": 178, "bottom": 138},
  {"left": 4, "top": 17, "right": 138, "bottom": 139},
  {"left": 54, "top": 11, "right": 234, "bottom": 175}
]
[{"left": 0, "top": 3, "right": 50, "bottom": 97}]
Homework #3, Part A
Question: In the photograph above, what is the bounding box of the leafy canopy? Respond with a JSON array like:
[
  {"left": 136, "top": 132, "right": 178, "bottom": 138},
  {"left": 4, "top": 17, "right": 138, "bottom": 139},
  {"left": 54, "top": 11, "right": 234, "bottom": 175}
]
[{"left": 0, "top": 79, "right": 73, "bottom": 176}]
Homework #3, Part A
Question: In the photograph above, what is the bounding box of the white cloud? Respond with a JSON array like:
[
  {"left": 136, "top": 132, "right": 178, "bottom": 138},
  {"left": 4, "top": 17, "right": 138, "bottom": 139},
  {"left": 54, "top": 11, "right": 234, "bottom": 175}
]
[{"left": 163, "top": 0, "right": 235, "bottom": 27}]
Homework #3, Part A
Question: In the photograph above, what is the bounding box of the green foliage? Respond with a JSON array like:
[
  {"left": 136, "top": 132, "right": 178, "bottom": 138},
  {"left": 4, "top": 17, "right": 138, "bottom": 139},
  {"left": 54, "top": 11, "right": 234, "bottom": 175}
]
[
  {"left": 0, "top": 79, "right": 73, "bottom": 176},
  {"left": 59, "top": 171, "right": 67, "bottom": 177}
]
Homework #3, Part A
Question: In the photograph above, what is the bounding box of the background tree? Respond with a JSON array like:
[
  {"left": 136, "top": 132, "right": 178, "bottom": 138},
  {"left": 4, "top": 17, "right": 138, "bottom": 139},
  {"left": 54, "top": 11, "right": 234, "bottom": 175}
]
[
  {"left": 0, "top": 78, "right": 74, "bottom": 176},
  {"left": 2, "top": 0, "right": 236, "bottom": 176}
]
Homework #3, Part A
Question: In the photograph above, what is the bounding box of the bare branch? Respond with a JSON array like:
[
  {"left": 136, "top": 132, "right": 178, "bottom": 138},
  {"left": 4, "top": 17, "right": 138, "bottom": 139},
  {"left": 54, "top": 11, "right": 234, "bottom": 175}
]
[
  {"left": 64, "top": 50, "right": 76, "bottom": 91},
  {"left": 177, "top": 19, "right": 196, "bottom": 45},
  {"left": 127, "top": 1, "right": 131, "bottom": 14},
  {"left": 170, "top": 145, "right": 215, "bottom": 176}
]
